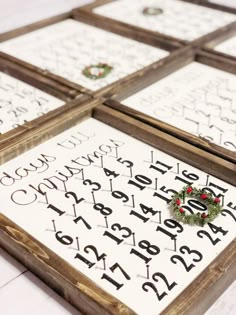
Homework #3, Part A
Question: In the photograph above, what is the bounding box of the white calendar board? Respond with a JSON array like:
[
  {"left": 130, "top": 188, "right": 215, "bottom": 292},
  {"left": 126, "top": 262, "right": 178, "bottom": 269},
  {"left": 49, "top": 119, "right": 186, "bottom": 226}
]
[
  {"left": 93, "top": 0, "right": 236, "bottom": 41},
  {"left": 215, "top": 36, "right": 236, "bottom": 58},
  {"left": 122, "top": 62, "right": 236, "bottom": 152},
  {"left": 0, "top": 19, "right": 168, "bottom": 91},
  {"left": 0, "top": 118, "right": 235, "bottom": 315},
  {"left": 0, "top": 72, "right": 64, "bottom": 135}
]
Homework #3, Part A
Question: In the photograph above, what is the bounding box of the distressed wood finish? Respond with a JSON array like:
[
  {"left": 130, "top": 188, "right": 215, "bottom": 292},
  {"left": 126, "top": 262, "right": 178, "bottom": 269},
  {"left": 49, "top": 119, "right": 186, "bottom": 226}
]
[
  {"left": 104, "top": 48, "right": 236, "bottom": 164},
  {"left": 182, "top": 0, "right": 236, "bottom": 14},
  {"left": 0, "top": 213, "right": 235, "bottom": 315},
  {"left": 0, "top": 104, "right": 235, "bottom": 315},
  {"left": 74, "top": 0, "right": 236, "bottom": 47},
  {"left": 203, "top": 27, "right": 236, "bottom": 63}
]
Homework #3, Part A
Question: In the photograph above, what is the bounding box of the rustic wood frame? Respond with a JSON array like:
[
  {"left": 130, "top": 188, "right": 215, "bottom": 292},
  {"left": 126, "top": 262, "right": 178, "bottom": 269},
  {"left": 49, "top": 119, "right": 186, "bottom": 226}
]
[
  {"left": 0, "top": 10, "right": 181, "bottom": 99},
  {"left": 0, "top": 103, "right": 235, "bottom": 315},
  {"left": 0, "top": 98, "right": 99, "bottom": 165},
  {"left": 203, "top": 23, "right": 236, "bottom": 62},
  {"left": 182, "top": 0, "right": 236, "bottom": 14},
  {"left": 104, "top": 47, "right": 236, "bottom": 164},
  {"left": 73, "top": 0, "right": 236, "bottom": 47}
]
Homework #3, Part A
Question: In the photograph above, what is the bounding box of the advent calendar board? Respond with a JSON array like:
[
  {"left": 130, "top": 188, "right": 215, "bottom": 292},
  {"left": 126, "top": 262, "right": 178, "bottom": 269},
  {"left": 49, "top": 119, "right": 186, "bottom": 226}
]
[
  {"left": 105, "top": 49, "right": 236, "bottom": 163},
  {"left": 0, "top": 71, "right": 65, "bottom": 135},
  {"left": 121, "top": 62, "right": 236, "bottom": 154},
  {"left": 0, "top": 105, "right": 235, "bottom": 315},
  {"left": 0, "top": 19, "right": 171, "bottom": 97},
  {"left": 77, "top": 0, "right": 236, "bottom": 44}
]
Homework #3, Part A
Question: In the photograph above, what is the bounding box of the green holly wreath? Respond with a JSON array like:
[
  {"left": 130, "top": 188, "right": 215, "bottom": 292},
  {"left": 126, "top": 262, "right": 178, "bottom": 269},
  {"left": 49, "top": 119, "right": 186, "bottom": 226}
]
[
  {"left": 142, "top": 7, "right": 163, "bottom": 16},
  {"left": 82, "top": 63, "right": 113, "bottom": 80},
  {"left": 170, "top": 186, "right": 222, "bottom": 226}
]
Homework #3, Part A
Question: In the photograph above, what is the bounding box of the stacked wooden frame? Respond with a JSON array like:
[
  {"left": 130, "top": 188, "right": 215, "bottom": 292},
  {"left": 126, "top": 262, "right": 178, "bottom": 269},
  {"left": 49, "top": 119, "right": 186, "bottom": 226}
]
[{"left": 0, "top": 1, "right": 235, "bottom": 315}]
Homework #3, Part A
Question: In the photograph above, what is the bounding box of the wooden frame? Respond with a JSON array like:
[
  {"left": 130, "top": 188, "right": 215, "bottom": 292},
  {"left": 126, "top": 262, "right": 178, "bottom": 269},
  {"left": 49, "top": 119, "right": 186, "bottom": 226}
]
[
  {"left": 0, "top": 98, "right": 99, "bottom": 165},
  {"left": 0, "top": 10, "right": 181, "bottom": 99},
  {"left": 74, "top": 0, "right": 236, "bottom": 47},
  {"left": 0, "top": 53, "right": 87, "bottom": 101},
  {"left": 0, "top": 103, "right": 235, "bottom": 315},
  {"left": 104, "top": 47, "right": 236, "bottom": 164},
  {"left": 182, "top": 1, "right": 236, "bottom": 61},
  {"left": 203, "top": 23, "right": 236, "bottom": 63},
  {"left": 182, "top": 0, "right": 236, "bottom": 14}
]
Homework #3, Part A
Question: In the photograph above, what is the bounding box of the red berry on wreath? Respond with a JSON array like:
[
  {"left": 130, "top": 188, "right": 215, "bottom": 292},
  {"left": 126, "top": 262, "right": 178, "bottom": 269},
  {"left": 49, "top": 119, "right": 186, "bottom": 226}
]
[
  {"left": 214, "top": 197, "right": 221, "bottom": 203},
  {"left": 187, "top": 187, "right": 193, "bottom": 194},
  {"left": 176, "top": 199, "right": 181, "bottom": 206},
  {"left": 201, "top": 213, "right": 208, "bottom": 219},
  {"left": 200, "top": 194, "right": 208, "bottom": 200},
  {"left": 179, "top": 208, "right": 185, "bottom": 214}
]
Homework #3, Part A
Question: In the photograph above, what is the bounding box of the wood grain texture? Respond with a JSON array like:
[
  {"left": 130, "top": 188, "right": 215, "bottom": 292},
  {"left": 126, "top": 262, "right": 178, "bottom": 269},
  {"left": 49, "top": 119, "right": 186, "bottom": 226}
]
[
  {"left": 182, "top": 0, "right": 236, "bottom": 14},
  {"left": 104, "top": 48, "right": 236, "bottom": 164},
  {"left": 202, "top": 27, "right": 236, "bottom": 63},
  {"left": 196, "top": 49, "right": 236, "bottom": 74},
  {"left": 203, "top": 25, "right": 236, "bottom": 49},
  {"left": 190, "top": 21, "right": 236, "bottom": 48}
]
